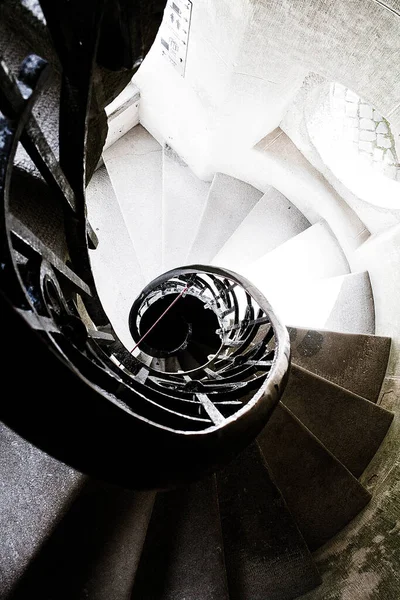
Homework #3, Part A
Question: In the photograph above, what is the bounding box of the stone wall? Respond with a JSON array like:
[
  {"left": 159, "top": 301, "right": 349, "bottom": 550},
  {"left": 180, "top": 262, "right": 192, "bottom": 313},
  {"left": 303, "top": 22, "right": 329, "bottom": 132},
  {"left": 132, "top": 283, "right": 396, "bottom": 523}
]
[{"left": 135, "top": 0, "right": 400, "bottom": 177}]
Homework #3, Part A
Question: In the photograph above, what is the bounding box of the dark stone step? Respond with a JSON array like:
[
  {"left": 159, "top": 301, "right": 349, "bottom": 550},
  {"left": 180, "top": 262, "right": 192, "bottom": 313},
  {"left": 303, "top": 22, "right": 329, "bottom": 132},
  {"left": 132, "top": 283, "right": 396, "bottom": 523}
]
[
  {"left": 288, "top": 327, "right": 391, "bottom": 402},
  {"left": 217, "top": 443, "right": 321, "bottom": 600},
  {"left": 282, "top": 364, "right": 394, "bottom": 477},
  {"left": 0, "top": 423, "right": 84, "bottom": 599},
  {"left": 176, "top": 348, "right": 202, "bottom": 371},
  {"left": 9, "top": 478, "right": 155, "bottom": 600},
  {"left": 132, "top": 476, "right": 229, "bottom": 600},
  {"left": 258, "top": 404, "right": 371, "bottom": 549}
]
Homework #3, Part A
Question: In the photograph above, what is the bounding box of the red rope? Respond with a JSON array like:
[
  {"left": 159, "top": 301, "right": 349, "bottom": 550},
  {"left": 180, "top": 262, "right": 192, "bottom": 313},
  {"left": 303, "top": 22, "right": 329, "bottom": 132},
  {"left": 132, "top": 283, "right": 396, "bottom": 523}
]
[{"left": 129, "top": 284, "right": 190, "bottom": 354}]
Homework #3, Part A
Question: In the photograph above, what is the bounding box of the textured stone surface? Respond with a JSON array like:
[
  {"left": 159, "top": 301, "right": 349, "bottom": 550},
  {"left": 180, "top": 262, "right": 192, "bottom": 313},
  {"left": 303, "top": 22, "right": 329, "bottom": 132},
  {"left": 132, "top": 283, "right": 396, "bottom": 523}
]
[
  {"left": 352, "top": 226, "right": 400, "bottom": 377},
  {"left": 0, "top": 3, "right": 60, "bottom": 165},
  {"left": 243, "top": 222, "right": 350, "bottom": 321},
  {"left": 9, "top": 479, "right": 155, "bottom": 600},
  {"left": 162, "top": 144, "right": 211, "bottom": 271},
  {"left": 304, "top": 377, "right": 400, "bottom": 600},
  {"left": 10, "top": 168, "right": 68, "bottom": 261},
  {"left": 258, "top": 404, "right": 371, "bottom": 549},
  {"left": 86, "top": 165, "right": 144, "bottom": 349},
  {"left": 1, "top": 3, "right": 399, "bottom": 600},
  {"left": 104, "top": 82, "right": 141, "bottom": 152},
  {"left": 212, "top": 187, "right": 311, "bottom": 271},
  {"left": 289, "top": 327, "right": 391, "bottom": 402},
  {"left": 0, "top": 1, "right": 112, "bottom": 183},
  {"left": 282, "top": 76, "right": 400, "bottom": 232},
  {"left": 132, "top": 476, "right": 229, "bottom": 600},
  {"left": 187, "top": 174, "right": 263, "bottom": 264},
  {"left": 217, "top": 443, "right": 321, "bottom": 600},
  {"left": 0, "top": 424, "right": 84, "bottom": 598},
  {"left": 282, "top": 364, "right": 394, "bottom": 477},
  {"left": 253, "top": 128, "right": 371, "bottom": 256},
  {"left": 331, "top": 82, "right": 400, "bottom": 181},
  {"left": 245, "top": 221, "right": 350, "bottom": 290},
  {"left": 325, "top": 270, "right": 375, "bottom": 334},
  {"left": 103, "top": 125, "right": 163, "bottom": 283}
]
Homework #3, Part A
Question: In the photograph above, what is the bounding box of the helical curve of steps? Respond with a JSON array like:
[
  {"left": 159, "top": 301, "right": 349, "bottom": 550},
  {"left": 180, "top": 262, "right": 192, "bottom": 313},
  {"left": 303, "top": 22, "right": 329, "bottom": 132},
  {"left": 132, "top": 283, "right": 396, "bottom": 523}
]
[
  {"left": 83, "top": 122, "right": 394, "bottom": 599},
  {"left": 0, "top": 3, "right": 398, "bottom": 600}
]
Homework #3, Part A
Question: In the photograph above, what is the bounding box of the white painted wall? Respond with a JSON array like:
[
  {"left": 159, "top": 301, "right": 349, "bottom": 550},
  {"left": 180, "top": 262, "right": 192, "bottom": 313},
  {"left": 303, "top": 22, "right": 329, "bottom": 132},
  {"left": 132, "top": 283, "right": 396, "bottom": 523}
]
[{"left": 134, "top": 0, "right": 400, "bottom": 179}]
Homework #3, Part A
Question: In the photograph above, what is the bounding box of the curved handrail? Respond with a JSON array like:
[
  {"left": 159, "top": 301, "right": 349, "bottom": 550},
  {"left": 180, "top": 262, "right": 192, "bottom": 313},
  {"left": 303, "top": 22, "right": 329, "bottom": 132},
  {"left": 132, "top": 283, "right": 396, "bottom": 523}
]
[{"left": 0, "top": 2, "right": 290, "bottom": 489}]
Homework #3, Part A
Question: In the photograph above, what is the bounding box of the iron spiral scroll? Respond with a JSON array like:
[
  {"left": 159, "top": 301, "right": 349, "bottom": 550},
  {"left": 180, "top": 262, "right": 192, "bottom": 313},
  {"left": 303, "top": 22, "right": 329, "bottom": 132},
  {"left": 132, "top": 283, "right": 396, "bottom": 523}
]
[{"left": 0, "top": 0, "right": 290, "bottom": 489}]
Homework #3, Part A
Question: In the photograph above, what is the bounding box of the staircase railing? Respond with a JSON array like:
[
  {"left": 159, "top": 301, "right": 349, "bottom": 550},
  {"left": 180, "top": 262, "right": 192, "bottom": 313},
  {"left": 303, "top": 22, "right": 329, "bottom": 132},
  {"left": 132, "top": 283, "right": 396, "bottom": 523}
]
[{"left": 0, "top": 0, "right": 290, "bottom": 490}]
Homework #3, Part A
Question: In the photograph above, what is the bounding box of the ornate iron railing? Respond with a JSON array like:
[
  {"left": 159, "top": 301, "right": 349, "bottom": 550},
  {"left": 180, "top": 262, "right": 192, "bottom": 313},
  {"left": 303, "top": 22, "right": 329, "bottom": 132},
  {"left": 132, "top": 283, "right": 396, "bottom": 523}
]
[{"left": 0, "top": 0, "right": 290, "bottom": 489}]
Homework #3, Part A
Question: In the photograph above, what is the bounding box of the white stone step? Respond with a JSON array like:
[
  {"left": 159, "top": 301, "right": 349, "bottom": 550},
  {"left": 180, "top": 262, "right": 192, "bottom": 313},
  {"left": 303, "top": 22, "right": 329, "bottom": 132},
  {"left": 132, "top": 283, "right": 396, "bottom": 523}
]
[
  {"left": 104, "top": 81, "right": 140, "bottom": 152},
  {"left": 324, "top": 270, "right": 375, "bottom": 334},
  {"left": 86, "top": 165, "right": 144, "bottom": 349},
  {"left": 187, "top": 173, "right": 263, "bottom": 264},
  {"left": 244, "top": 221, "right": 350, "bottom": 297},
  {"left": 257, "top": 271, "right": 374, "bottom": 333},
  {"left": 351, "top": 225, "right": 400, "bottom": 371},
  {"left": 162, "top": 145, "right": 211, "bottom": 271},
  {"left": 103, "top": 124, "right": 163, "bottom": 283},
  {"left": 212, "top": 187, "right": 310, "bottom": 271}
]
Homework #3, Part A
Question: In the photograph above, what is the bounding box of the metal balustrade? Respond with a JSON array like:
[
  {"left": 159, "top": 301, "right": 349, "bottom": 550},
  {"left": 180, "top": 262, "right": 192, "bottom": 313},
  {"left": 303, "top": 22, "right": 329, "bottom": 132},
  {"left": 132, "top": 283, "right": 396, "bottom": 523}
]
[{"left": 0, "top": 0, "right": 290, "bottom": 489}]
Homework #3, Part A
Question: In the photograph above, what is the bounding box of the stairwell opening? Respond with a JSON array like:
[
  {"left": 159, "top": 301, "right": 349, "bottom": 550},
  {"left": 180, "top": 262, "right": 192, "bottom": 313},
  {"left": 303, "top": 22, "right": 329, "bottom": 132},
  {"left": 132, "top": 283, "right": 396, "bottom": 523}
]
[{"left": 132, "top": 292, "right": 221, "bottom": 357}]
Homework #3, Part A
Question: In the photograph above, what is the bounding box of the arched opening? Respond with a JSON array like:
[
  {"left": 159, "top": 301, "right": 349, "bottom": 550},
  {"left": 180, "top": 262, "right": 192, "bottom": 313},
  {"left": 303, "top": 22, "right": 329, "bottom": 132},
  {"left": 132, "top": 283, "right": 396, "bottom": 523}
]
[{"left": 306, "top": 82, "right": 400, "bottom": 209}]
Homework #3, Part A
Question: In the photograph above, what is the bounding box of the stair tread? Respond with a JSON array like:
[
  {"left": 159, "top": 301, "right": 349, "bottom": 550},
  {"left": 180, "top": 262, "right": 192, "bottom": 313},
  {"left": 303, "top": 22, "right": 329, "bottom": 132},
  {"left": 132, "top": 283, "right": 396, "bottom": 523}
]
[
  {"left": 282, "top": 364, "right": 394, "bottom": 477},
  {"left": 258, "top": 404, "right": 371, "bottom": 549},
  {"left": 263, "top": 271, "right": 374, "bottom": 333},
  {"left": 324, "top": 270, "right": 375, "bottom": 334},
  {"left": 162, "top": 145, "right": 210, "bottom": 271},
  {"left": 289, "top": 327, "right": 391, "bottom": 402},
  {"left": 132, "top": 476, "right": 229, "bottom": 600},
  {"left": 217, "top": 443, "right": 321, "bottom": 600},
  {"left": 103, "top": 124, "right": 163, "bottom": 282},
  {"left": 3, "top": 448, "right": 155, "bottom": 600},
  {"left": 187, "top": 173, "right": 263, "bottom": 264},
  {"left": 212, "top": 187, "right": 310, "bottom": 270},
  {"left": 0, "top": 424, "right": 84, "bottom": 598},
  {"left": 86, "top": 165, "right": 145, "bottom": 348},
  {"left": 244, "top": 221, "right": 350, "bottom": 298}
]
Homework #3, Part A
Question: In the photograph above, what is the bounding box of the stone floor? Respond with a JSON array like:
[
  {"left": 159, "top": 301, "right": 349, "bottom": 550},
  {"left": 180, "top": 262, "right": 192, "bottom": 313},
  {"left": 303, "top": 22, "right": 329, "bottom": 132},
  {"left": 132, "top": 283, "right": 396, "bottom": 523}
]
[{"left": 331, "top": 83, "right": 400, "bottom": 182}]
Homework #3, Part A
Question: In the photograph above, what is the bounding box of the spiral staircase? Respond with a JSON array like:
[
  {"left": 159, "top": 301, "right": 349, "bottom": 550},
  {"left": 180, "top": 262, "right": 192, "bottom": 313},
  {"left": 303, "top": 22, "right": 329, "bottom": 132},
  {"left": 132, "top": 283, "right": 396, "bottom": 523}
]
[{"left": 1, "top": 1, "right": 399, "bottom": 600}]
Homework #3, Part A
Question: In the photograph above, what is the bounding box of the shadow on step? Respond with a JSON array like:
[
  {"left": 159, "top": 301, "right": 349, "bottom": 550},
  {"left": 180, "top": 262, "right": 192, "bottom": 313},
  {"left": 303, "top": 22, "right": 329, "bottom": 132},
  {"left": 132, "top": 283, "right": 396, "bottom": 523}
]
[
  {"left": 131, "top": 476, "right": 229, "bottom": 600},
  {"left": 8, "top": 479, "right": 154, "bottom": 600}
]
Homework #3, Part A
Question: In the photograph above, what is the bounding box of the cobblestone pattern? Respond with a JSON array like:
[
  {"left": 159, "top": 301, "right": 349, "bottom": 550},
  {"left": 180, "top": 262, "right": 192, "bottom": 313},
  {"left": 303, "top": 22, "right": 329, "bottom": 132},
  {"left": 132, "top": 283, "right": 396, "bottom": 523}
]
[{"left": 331, "top": 83, "right": 400, "bottom": 182}]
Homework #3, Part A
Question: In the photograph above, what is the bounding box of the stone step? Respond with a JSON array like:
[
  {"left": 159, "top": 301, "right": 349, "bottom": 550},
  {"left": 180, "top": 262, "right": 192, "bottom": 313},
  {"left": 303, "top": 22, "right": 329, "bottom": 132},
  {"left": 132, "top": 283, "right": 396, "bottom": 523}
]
[
  {"left": 104, "top": 81, "right": 140, "bottom": 152},
  {"left": 10, "top": 476, "right": 155, "bottom": 600},
  {"left": 282, "top": 364, "right": 394, "bottom": 477},
  {"left": 187, "top": 173, "right": 263, "bottom": 264},
  {"left": 252, "top": 129, "right": 370, "bottom": 257},
  {"left": 244, "top": 221, "right": 350, "bottom": 302},
  {"left": 0, "top": 424, "right": 84, "bottom": 599},
  {"left": 212, "top": 187, "right": 310, "bottom": 271},
  {"left": 163, "top": 356, "right": 182, "bottom": 373},
  {"left": 86, "top": 165, "right": 144, "bottom": 349},
  {"left": 258, "top": 404, "right": 371, "bottom": 549},
  {"left": 132, "top": 476, "right": 229, "bottom": 600},
  {"left": 323, "top": 270, "right": 375, "bottom": 334},
  {"left": 217, "top": 443, "right": 321, "bottom": 600},
  {"left": 263, "top": 271, "right": 374, "bottom": 333},
  {"left": 103, "top": 124, "right": 163, "bottom": 283},
  {"left": 288, "top": 327, "right": 391, "bottom": 402},
  {"left": 162, "top": 145, "right": 210, "bottom": 271}
]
